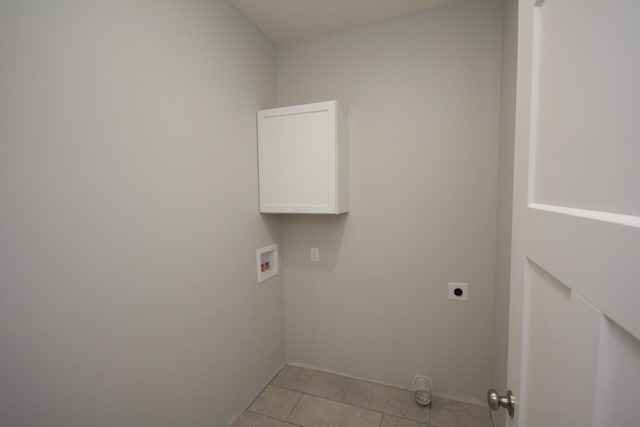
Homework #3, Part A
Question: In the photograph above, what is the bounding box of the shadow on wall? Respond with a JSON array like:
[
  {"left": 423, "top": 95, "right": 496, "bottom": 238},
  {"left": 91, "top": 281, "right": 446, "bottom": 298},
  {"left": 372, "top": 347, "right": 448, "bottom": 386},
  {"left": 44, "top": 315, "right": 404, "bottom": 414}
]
[
  {"left": 259, "top": 212, "right": 283, "bottom": 246},
  {"left": 277, "top": 214, "right": 348, "bottom": 271}
]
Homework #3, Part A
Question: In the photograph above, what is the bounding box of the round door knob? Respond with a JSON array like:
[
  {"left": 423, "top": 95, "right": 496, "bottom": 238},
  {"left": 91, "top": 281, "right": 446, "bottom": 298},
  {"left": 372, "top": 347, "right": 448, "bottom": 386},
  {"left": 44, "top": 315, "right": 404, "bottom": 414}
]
[{"left": 487, "top": 389, "right": 515, "bottom": 417}]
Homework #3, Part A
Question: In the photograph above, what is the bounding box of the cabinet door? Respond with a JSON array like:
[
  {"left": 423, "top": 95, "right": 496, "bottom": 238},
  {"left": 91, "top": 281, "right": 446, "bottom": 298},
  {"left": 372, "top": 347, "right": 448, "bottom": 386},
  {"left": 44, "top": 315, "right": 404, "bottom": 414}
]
[{"left": 258, "top": 102, "right": 337, "bottom": 213}]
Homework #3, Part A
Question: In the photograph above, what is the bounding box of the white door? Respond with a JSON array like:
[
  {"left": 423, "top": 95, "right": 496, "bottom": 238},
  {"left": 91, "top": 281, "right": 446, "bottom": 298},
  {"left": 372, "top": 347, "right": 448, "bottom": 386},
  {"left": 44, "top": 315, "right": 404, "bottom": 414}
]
[{"left": 505, "top": 0, "right": 640, "bottom": 426}]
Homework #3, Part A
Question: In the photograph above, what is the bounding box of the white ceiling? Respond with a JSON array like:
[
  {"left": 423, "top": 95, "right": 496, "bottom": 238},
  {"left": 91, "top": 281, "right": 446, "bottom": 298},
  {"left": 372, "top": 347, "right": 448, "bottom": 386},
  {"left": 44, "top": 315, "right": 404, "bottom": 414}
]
[{"left": 229, "top": 0, "right": 465, "bottom": 44}]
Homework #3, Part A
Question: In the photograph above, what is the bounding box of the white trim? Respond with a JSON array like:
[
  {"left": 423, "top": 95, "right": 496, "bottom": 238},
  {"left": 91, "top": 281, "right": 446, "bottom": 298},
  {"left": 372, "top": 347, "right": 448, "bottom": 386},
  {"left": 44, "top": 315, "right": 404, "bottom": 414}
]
[
  {"left": 526, "top": 3, "right": 542, "bottom": 205},
  {"left": 286, "top": 361, "right": 485, "bottom": 407},
  {"left": 529, "top": 203, "right": 640, "bottom": 229}
]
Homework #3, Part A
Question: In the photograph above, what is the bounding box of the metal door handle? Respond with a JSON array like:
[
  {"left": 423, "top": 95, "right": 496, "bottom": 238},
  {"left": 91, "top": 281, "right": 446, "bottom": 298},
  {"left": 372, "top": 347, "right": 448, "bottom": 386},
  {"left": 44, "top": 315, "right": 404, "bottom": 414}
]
[{"left": 487, "top": 389, "right": 515, "bottom": 417}]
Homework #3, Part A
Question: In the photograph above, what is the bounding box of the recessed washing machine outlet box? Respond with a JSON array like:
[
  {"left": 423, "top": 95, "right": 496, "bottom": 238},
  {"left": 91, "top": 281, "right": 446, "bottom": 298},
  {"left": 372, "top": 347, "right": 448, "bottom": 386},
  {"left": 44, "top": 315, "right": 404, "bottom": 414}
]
[
  {"left": 257, "top": 244, "right": 279, "bottom": 283},
  {"left": 448, "top": 282, "right": 468, "bottom": 301}
]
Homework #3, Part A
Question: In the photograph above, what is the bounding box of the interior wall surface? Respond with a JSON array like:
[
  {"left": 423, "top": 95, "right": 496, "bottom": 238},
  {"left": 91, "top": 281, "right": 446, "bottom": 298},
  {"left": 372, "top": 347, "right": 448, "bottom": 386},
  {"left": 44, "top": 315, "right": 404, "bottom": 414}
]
[
  {"left": 0, "top": 1, "right": 283, "bottom": 426},
  {"left": 276, "top": 0, "right": 503, "bottom": 402}
]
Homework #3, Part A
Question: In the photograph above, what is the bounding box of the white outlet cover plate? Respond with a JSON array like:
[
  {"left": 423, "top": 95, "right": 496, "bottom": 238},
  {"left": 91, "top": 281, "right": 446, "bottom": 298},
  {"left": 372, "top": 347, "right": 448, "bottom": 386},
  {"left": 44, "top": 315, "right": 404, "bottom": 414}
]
[{"left": 448, "top": 282, "right": 468, "bottom": 301}]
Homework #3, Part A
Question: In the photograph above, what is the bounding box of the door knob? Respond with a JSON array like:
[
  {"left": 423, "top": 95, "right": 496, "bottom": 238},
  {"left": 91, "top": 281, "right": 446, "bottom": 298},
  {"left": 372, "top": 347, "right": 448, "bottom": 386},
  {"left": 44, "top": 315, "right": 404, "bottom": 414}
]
[{"left": 487, "top": 389, "right": 515, "bottom": 417}]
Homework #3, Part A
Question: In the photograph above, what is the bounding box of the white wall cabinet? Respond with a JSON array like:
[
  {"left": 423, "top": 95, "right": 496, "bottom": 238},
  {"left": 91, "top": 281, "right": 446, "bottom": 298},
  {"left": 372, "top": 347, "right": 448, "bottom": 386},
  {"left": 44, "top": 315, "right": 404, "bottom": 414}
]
[{"left": 257, "top": 100, "right": 348, "bottom": 214}]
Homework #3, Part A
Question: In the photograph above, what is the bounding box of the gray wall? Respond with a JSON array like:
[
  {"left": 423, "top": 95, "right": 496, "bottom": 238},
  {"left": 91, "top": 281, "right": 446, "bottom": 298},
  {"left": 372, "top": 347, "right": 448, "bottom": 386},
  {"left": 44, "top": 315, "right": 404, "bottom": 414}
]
[
  {"left": 276, "top": 0, "right": 503, "bottom": 402},
  {"left": 492, "top": 0, "right": 518, "bottom": 425},
  {"left": 0, "top": 1, "right": 283, "bottom": 426}
]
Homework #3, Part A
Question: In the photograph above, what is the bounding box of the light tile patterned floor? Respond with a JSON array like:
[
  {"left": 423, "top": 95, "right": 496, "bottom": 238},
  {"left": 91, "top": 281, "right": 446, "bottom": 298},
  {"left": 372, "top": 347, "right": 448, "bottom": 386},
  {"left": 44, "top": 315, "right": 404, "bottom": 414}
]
[{"left": 234, "top": 365, "right": 493, "bottom": 427}]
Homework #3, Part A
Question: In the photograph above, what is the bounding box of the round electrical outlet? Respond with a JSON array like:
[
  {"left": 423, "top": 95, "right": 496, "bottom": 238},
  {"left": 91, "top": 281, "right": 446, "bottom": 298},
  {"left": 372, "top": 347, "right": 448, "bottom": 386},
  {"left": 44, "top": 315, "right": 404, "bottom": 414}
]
[{"left": 448, "top": 282, "right": 469, "bottom": 301}]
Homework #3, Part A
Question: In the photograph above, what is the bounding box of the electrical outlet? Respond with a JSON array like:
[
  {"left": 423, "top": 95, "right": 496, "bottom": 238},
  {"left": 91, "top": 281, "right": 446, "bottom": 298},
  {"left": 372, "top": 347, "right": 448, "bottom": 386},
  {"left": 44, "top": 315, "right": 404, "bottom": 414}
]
[
  {"left": 448, "top": 282, "right": 468, "bottom": 301},
  {"left": 310, "top": 247, "right": 320, "bottom": 262}
]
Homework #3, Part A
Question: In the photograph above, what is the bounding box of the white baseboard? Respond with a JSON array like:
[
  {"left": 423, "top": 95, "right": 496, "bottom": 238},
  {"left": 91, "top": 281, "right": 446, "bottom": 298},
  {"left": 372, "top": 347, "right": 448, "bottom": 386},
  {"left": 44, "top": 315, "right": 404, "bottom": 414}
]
[
  {"left": 286, "top": 361, "right": 486, "bottom": 407},
  {"left": 430, "top": 391, "right": 485, "bottom": 407},
  {"left": 285, "top": 361, "right": 413, "bottom": 391}
]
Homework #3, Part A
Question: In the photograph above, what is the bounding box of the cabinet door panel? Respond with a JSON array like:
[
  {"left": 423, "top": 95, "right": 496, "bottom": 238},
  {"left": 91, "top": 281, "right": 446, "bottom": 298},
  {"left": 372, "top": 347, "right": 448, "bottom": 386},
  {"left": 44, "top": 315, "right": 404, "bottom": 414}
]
[
  {"left": 258, "top": 100, "right": 346, "bottom": 214},
  {"left": 261, "top": 110, "right": 332, "bottom": 209}
]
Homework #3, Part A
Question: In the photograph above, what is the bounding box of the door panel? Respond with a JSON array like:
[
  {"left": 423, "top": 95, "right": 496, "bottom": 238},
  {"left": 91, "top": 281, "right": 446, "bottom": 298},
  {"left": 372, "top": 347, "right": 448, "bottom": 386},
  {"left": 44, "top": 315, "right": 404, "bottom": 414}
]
[
  {"left": 526, "top": 206, "right": 639, "bottom": 339},
  {"left": 521, "top": 261, "right": 571, "bottom": 426},
  {"left": 521, "top": 262, "right": 604, "bottom": 426},
  {"left": 592, "top": 320, "right": 640, "bottom": 426},
  {"left": 532, "top": 0, "right": 640, "bottom": 215},
  {"left": 508, "top": 0, "right": 640, "bottom": 426}
]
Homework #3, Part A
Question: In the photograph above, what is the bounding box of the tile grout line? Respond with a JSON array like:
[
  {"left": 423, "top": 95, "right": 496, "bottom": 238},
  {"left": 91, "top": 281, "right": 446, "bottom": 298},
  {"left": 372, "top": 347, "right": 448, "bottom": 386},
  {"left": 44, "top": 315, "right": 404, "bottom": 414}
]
[
  {"left": 344, "top": 378, "right": 384, "bottom": 427},
  {"left": 274, "top": 381, "right": 389, "bottom": 425},
  {"left": 258, "top": 365, "right": 488, "bottom": 427},
  {"left": 238, "top": 364, "right": 288, "bottom": 422},
  {"left": 283, "top": 391, "right": 305, "bottom": 424},
  {"left": 278, "top": 388, "right": 427, "bottom": 425},
  {"left": 345, "top": 379, "right": 429, "bottom": 425},
  {"left": 246, "top": 410, "right": 302, "bottom": 427},
  {"left": 240, "top": 365, "right": 303, "bottom": 427},
  {"left": 273, "top": 380, "right": 428, "bottom": 425},
  {"left": 339, "top": 377, "right": 352, "bottom": 402}
]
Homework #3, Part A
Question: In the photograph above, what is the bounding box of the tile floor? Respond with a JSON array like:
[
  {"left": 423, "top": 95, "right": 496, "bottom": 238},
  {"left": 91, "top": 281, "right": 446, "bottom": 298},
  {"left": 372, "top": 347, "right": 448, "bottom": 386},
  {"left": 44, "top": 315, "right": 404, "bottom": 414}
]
[{"left": 233, "top": 365, "right": 493, "bottom": 427}]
